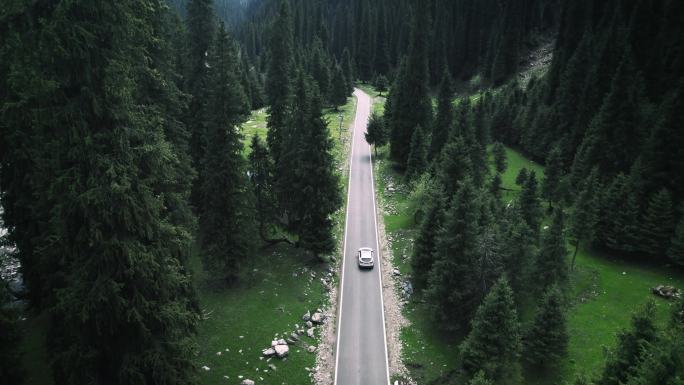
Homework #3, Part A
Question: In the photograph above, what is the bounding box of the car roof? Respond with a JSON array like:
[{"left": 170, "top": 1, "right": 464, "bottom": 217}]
[{"left": 359, "top": 247, "right": 373, "bottom": 251}]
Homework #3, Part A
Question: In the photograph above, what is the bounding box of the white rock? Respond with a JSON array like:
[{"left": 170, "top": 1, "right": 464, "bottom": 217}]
[
  {"left": 306, "top": 327, "right": 315, "bottom": 338},
  {"left": 277, "top": 338, "right": 287, "bottom": 346},
  {"left": 262, "top": 348, "right": 276, "bottom": 357},
  {"left": 311, "top": 312, "right": 324, "bottom": 324},
  {"left": 302, "top": 311, "right": 311, "bottom": 321},
  {"left": 307, "top": 345, "right": 317, "bottom": 353},
  {"left": 240, "top": 379, "right": 254, "bottom": 385},
  {"left": 201, "top": 366, "right": 210, "bottom": 371},
  {"left": 274, "top": 344, "right": 289, "bottom": 358},
  {"left": 305, "top": 320, "right": 313, "bottom": 328}
]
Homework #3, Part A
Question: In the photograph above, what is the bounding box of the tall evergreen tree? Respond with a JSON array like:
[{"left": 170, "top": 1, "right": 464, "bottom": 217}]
[
  {"left": 365, "top": 112, "right": 388, "bottom": 157},
  {"left": 0, "top": 278, "right": 23, "bottom": 384},
  {"left": 388, "top": 2, "right": 432, "bottom": 168},
  {"left": 266, "top": 0, "right": 294, "bottom": 167},
  {"left": 330, "top": 63, "right": 349, "bottom": 108},
  {"left": 438, "top": 136, "right": 473, "bottom": 201},
  {"left": 598, "top": 302, "right": 658, "bottom": 385},
  {"left": 569, "top": 169, "right": 600, "bottom": 269},
  {"left": 460, "top": 277, "right": 522, "bottom": 385},
  {"left": 199, "top": 23, "right": 253, "bottom": 281},
  {"left": 406, "top": 125, "right": 428, "bottom": 181},
  {"left": 515, "top": 167, "right": 529, "bottom": 187},
  {"left": 534, "top": 209, "right": 568, "bottom": 290},
  {"left": 492, "top": 142, "right": 507, "bottom": 174},
  {"left": 524, "top": 285, "right": 568, "bottom": 368},
  {"left": 542, "top": 144, "right": 565, "bottom": 206},
  {"left": 668, "top": 217, "right": 684, "bottom": 267},
  {"left": 520, "top": 171, "right": 542, "bottom": 233},
  {"left": 426, "top": 177, "right": 483, "bottom": 331},
  {"left": 430, "top": 70, "right": 454, "bottom": 161},
  {"left": 411, "top": 188, "right": 446, "bottom": 291},
  {"left": 342, "top": 47, "right": 355, "bottom": 92},
  {"left": 248, "top": 134, "right": 277, "bottom": 243},
  {"left": 639, "top": 189, "right": 675, "bottom": 258}
]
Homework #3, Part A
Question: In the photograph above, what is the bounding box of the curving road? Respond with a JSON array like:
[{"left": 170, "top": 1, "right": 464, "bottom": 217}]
[{"left": 334, "top": 89, "right": 390, "bottom": 385}]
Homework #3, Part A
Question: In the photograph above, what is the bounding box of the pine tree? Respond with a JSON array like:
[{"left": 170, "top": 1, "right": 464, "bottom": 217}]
[
  {"left": 311, "top": 38, "right": 331, "bottom": 100},
  {"left": 365, "top": 112, "right": 388, "bottom": 157},
  {"left": 357, "top": 5, "right": 374, "bottom": 83},
  {"left": 248, "top": 134, "right": 277, "bottom": 242},
  {"left": 44, "top": 2, "right": 199, "bottom": 382},
  {"left": 330, "top": 63, "right": 349, "bottom": 108},
  {"left": 534, "top": 209, "right": 568, "bottom": 290},
  {"left": 639, "top": 189, "right": 675, "bottom": 258},
  {"left": 598, "top": 302, "right": 658, "bottom": 385},
  {"left": 599, "top": 174, "right": 642, "bottom": 254},
  {"left": 515, "top": 167, "right": 529, "bottom": 187},
  {"left": 342, "top": 47, "right": 355, "bottom": 92},
  {"left": 411, "top": 189, "right": 446, "bottom": 291},
  {"left": 388, "top": 3, "right": 432, "bottom": 168},
  {"left": 500, "top": 217, "right": 535, "bottom": 301},
  {"left": 520, "top": 171, "right": 542, "bottom": 233},
  {"left": 199, "top": 22, "right": 252, "bottom": 281},
  {"left": 492, "top": 141, "right": 507, "bottom": 174},
  {"left": 542, "top": 144, "right": 564, "bottom": 206},
  {"left": 0, "top": 279, "right": 23, "bottom": 384},
  {"left": 438, "top": 136, "right": 473, "bottom": 201},
  {"left": 524, "top": 285, "right": 568, "bottom": 368},
  {"left": 569, "top": 169, "right": 600, "bottom": 269},
  {"left": 430, "top": 70, "right": 454, "bottom": 161},
  {"left": 406, "top": 125, "right": 428, "bottom": 181},
  {"left": 469, "top": 371, "right": 494, "bottom": 385},
  {"left": 374, "top": 4, "right": 391, "bottom": 76},
  {"left": 426, "top": 177, "right": 482, "bottom": 331},
  {"left": 266, "top": 0, "right": 294, "bottom": 167},
  {"left": 490, "top": 173, "right": 503, "bottom": 202},
  {"left": 668, "top": 218, "right": 684, "bottom": 267},
  {"left": 460, "top": 277, "right": 522, "bottom": 385},
  {"left": 374, "top": 74, "right": 389, "bottom": 95},
  {"left": 623, "top": 327, "right": 684, "bottom": 385}
]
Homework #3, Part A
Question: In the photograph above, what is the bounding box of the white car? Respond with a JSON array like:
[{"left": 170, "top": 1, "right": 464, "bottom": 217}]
[{"left": 357, "top": 247, "right": 375, "bottom": 269}]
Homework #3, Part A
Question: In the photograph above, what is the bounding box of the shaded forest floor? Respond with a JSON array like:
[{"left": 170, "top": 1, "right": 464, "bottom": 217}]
[{"left": 367, "top": 88, "right": 684, "bottom": 384}]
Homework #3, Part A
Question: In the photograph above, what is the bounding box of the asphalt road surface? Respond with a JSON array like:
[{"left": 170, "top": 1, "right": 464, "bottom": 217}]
[{"left": 334, "top": 89, "right": 390, "bottom": 385}]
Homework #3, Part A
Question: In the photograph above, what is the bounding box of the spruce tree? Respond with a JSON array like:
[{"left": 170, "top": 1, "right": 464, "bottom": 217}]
[
  {"left": 490, "top": 173, "right": 503, "bottom": 203},
  {"left": 639, "top": 189, "right": 675, "bottom": 258},
  {"left": 668, "top": 217, "right": 684, "bottom": 267},
  {"left": 365, "top": 112, "right": 388, "bottom": 157},
  {"left": 266, "top": 0, "right": 294, "bottom": 167},
  {"left": 542, "top": 144, "right": 564, "bottom": 206},
  {"left": 342, "top": 47, "right": 355, "bottom": 92},
  {"left": 426, "top": 177, "right": 482, "bottom": 331},
  {"left": 500, "top": 218, "right": 535, "bottom": 301},
  {"left": 524, "top": 285, "right": 568, "bottom": 368},
  {"left": 569, "top": 169, "right": 600, "bottom": 269},
  {"left": 199, "top": 23, "right": 252, "bottom": 281},
  {"left": 406, "top": 125, "right": 428, "bottom": 181},
  {"left": 492, "top": 142, "right": 507, "bottom": 174},
  {"left": 311, "top": 38, "right": 331, "bottom": 100},
  {"left": 45, "top": 2, "right": 199, "bottom": 382},
  {"left": 357, "top": 5, "right": 374, "bottom": 83},
  {"left": 0, "top": 279, "right": 23, "bottom": 384},
  {"left": 411, "top": 188, "right": 446, "bottom": 291},
  {"left": 469, "top": 371, "right": 494, "bottom": 385},
  {"left": 598, "top": 174, "right": 642, "bottom": 253},
  {"left": 598, "top": 302, "right": 658, "bottom": 385},
  {"left": 438, "top": 136, "right": 473, "bottom": 201},
  {"left": 520, "top": 171, "right": 542, "bottom": 233},
  {"left": 248, "top": 134, "right": 277, "bottom": 242},
  {"left": 330, "top": 63, "right": 349, "bottom": 108},
  {"left": 430, "top": 70, "right": 454, "bottom": 161},
  {"left": 460, "top": 277, "right": 522, "bottom": 385},
  {"left": 534, "top": 209, "right": 568, "bottom": 290},
  {"left": 374, "top": 74, "right": 389, "bottom": 95},
  {"left": 515, "top": 167, "right": 529, "bottom": 187}
]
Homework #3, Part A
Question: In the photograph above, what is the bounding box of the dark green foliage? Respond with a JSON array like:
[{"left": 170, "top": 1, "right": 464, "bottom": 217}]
[
  {"left": 374, "top": 74, "right": 389, "bottom": 95},
  {"left": 597, "top": 173, "right": 642, "bottom": 254},
  {"left": 598, "top": 302, "right": 658, "bottom": 385},
  {"left": 515, "top": 168, "right": 529, "bottom": 187},
  {"left": 542, "top": 144, "right": 564, "bottom": 206},
  {"left": 438, "top": 136, "right": 473, "bottom": 201},
  {"left": 248, "top": 135, "right": 277, "bottom": 242},
  {"left": 569, "top": 169, "right": 600, "bottom": 269},
  {"left": 430, "top": 70, "right": 454, "bottom": 161},
  {"left": 460, "top": 277, "right": 522, "bottom": 385},
  {"left": 342, "top": 47, "right": 355, "bottom": 92},
  {"left": 266, "top": 0, "right": 293, "bottom": 166},
  {"left": 623, "top": 328, "right": 684, "bottom": 385},
  {"left": 365, "top": 112, "right": 388, "bottom": 157},
  {"left": 524, "top": 285, "right": 568, "bottom": 368},
  {"left": 411, "top": 188, "right": 446, "bottom": 292},
  {"left": 669, "top": 218, "right": 684, "bottom": 267},
  {"left": 469, "top": 371, "right": 494, "bottom": 385},
  {"left": 534, "top": 209, "right": 568, "bottom": 290},
  {"left": 490, "top": 173, "right": 502, "bottom": 202},
  {"left": 199, "top": 23, "right": 252, "bottom": 281},
  {"left": 387, "top": 3, "right": 432, "bottom": 168},
  {"left": 311, "top": 38, "right": 331, "bottom": 99},
  {"left": 639, "top": 189, "right": 675, "bottom": 258},
  {"left": 357, "top": 4, "right": 374, "bottom": 83},
  {"left": 519, "top": 171, "right": 542, "bottom": 233},
  {"left": 330, "top": 63, "right": 349, "bottom": 107},
  {"left": 0, "top": 279, "right": 23, "bottom": 384},
  {"left": 426, "top": 177, "right": 487, "bottom": 331},
  {"left": 406, "top": 125, "right": 428, "bottom": 181},
  {"left": 492, "top": 142, "right": 507, "bottom": 174},
  {"left": 499, "top": 217, "right": 535, "bottom": 302},
  {"left": 282, "top": 74, "right": 342, "bottom": 256}
]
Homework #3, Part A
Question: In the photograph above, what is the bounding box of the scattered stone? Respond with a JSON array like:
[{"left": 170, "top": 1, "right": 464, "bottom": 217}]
[
  {"left": 316, "top": 308, "right": 322, "bottom": 313},
  {"left": 311, "top": 312, "right": 324, "bottom": 324},
  {"left": 307, "top": 327, "right": 315, "bottom": 338},
  {"left": 297, "top": 329, "right": 305, "bottom": 335},
  {"left": 268, "top": 363, "right": 277, "bottom": 371},
  {"left": 271, "top": 340, "right": 278, "bottom": 347},
  {"left": 307, "top": 345, "right": 317, "bottom": 353},
  {"left": 286, "top": 338, "right": 296, "bottom": 345},
  {"left": 277, "top": 338, "right": 287, "bottom": 346},
  {"left": 274, "top": 344, "right": 289, "bottom": 358},
  {"left": 290, "top": 332, "right": 299, "bottom": 341},
  {"left": 305, "top": 321, "right": 313, "bottom": 328},
  {"left": 262, "top": 348, "right": 275, "bottom": 357},
  {"left": 401, "top": 281, "right": 413, "bottom": 297},
  {"left": 392, "top": 268, "right": 401, "bottom": 276},
  {"left": 302, "top": 311, "right": 311, "bottom": 321},
  {"left": 652, "top": 285, "right": 681, "bottom": 299},
  {"left": 240, "top": 380, "right": 255, "bottom": 385}
]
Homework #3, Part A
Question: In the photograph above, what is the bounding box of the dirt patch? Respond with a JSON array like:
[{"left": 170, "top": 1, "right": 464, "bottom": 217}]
[{"left": 518, "top": 37, "right": 555, "bottom": 88}]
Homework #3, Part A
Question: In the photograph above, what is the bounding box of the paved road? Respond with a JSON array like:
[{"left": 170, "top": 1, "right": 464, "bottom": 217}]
[{"left": 334, "top": 89, "right": 389, "bottom": 385}]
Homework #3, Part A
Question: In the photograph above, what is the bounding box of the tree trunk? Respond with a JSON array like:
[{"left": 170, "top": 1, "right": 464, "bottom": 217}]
[{"left": 571, "top": 240, "right": 580, "bottom": 270}]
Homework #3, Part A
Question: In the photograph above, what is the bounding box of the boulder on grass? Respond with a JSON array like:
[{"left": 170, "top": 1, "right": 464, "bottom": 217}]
[
  {"left": 262, "top": 348, "right": 276, "bottom": 357},
  {"left": 311, "top": 312, "right": 324, "bottom": 324},
  {"left": 241, "top": 380, "right": 255, "bottom": 385},
  {"left": 302, "top": 311, "right": 311, "bottom": 321},
  {"left": 652, "top": 285, "right": 681, "bottom": 299},
  {"left": 274, "top": 344, "right": 289, "bottom": 358}
]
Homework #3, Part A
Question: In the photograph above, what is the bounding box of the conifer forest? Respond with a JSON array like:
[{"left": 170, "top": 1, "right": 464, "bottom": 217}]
[{"left": 1, "top": 1, "right": 684, "bottom": 385}]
